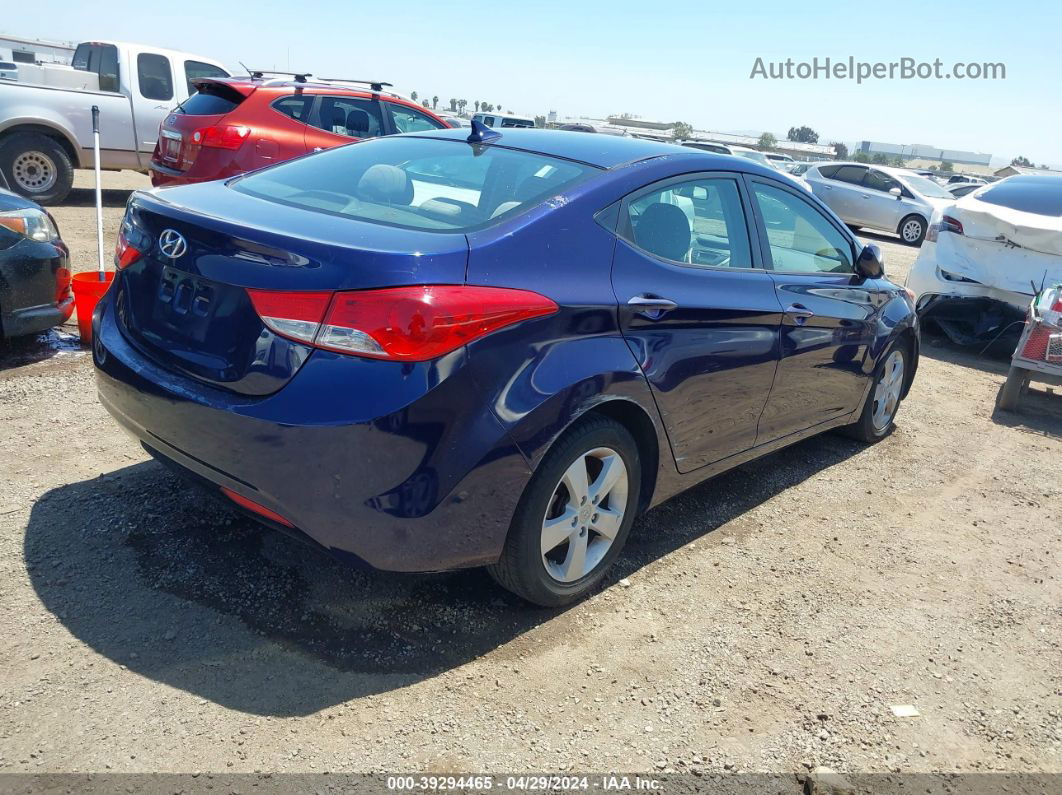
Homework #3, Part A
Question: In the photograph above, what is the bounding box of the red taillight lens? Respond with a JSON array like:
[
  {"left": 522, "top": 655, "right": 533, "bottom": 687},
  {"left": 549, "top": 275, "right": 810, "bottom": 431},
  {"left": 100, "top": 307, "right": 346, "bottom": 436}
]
[
  {"left": 246, "top": 289, "right": 333, "bottom": 344},
  {"left": 114, "top": 227, "right": 142, "bottom": 268},
  {"left": 192, "top": 124, "right": 251, "bottom": 150},
  {"left": 248, "top": 285, "right": 558, "bottom": 361},
  {"left": 941, "top": 215, "right": 964, "bottom": 235}
]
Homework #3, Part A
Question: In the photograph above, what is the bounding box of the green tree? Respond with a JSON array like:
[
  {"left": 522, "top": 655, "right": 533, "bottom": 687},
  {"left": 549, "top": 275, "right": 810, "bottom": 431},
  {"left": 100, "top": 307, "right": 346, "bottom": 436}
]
[
  {"left": 871, "top": 152, "right": 890, "bottom": 165},
  {"left": 852, "top": 151, "right": 871, "bottom": 163},
  {"left": 457, "top": 99, "right": 467, "bottom": 115},
  {"left": 449, "top": 98, "right": 457, "bottom": 112},
  {"left": 787, "top": 125, "right": 819, "bottom": 144},
  {"left": 411, "top": 90, "right": 418, "bottom": 102},
  {"left": 1011, "top": 155, "right": 1033, "bottom": 167},
  {"left": 890, "top": 156, "right": 907, "bottom": 167},
  {"left": 672, "top": 121, "right": 693, "bottom": 140},
  {"left": 534, "top": 115, "right": 546, "bottom": 128},
  {"left": 830, "top": 141, "right": 848, "bottom": 160},
  {"left": 474, "top": 101, "right": 481, "bottom": 113},
  {"left": 758, "top": 132, "right": 777, "bottom": 150},
  {"left": 939, "top": 161, "right": 954, "bottom": 172},
  {"left": 432, "top": 95, "right": 439, "bottom": 110},
  {"left": 422, "top": 99, "right": 430, "bottom": 108}
]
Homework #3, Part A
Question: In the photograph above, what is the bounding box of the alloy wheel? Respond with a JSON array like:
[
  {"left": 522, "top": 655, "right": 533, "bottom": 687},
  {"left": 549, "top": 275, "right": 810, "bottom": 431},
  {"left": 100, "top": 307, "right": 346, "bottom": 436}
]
[
  {"left": 872, "top": 350, "right": 905, "bottom": 430},
  {"left": 540, "top": 447, "right": 628, "bottom": 583},
  {"left": 901, "top": 219, "right": 923, "bottom": 243}
]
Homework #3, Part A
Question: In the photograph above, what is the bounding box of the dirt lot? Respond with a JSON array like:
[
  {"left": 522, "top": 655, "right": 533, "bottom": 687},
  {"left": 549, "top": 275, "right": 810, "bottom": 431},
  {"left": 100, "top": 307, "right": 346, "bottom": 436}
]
[{"left": 1, "top": 170, "right": 1060, "bottom": 779}]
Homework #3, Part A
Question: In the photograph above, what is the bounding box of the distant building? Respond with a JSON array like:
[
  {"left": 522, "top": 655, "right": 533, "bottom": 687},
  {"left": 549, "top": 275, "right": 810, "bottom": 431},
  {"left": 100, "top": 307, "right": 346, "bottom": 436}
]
[
  {"left": 993, "top": 164, "right": 1062, "bottom": 179},
  {"left": 857, "top": 140, "right": 992, "bottom": 167},
  {"left": 0, "top": 34, "right": 76, "bottom": 65}
]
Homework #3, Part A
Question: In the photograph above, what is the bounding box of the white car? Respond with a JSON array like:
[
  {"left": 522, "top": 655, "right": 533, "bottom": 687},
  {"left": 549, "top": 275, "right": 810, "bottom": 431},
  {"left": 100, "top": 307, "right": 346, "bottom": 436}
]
[
  {"left": 728, "top": 146, "right": 812, "bottom": 191},
  {"left": 804, "top": 162, "right": 957, "bottom": 245},
  {"left": 766, "top": 152, "right": 797, "bottom": 171},
  {"left": 907, "top": 175, "right": 1062, "bottom": 340}
]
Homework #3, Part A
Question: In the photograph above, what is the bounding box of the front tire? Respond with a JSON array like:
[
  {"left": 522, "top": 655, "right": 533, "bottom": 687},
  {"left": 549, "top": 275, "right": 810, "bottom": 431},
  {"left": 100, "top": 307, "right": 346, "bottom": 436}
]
[
  {"left": 488, "top": 415, "right": 641, "bottom": 607},
  {"left": 0, "top": 132, "right": 75, "bottom": 205},
  {"left": 842, "top": 342, "right": 909, "bottom": 443},
  {"left": 898, "top": 214, "right": 927, "bottom": 246}
]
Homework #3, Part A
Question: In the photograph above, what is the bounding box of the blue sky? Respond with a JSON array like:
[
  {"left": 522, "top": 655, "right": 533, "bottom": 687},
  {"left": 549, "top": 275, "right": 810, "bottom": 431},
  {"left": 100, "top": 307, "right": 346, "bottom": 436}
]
[{"left": 11, "top": 0, "right": 1062, "bottom": 165}]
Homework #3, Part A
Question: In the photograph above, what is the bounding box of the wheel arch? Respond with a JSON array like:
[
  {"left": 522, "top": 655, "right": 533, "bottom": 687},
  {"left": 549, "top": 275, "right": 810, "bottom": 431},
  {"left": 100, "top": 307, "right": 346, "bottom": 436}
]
[
  {"left": 0, "top": 123, "right": 81, "bottom": 168},
  {"left": 582, "top": 398, "right": 660, "bottom": 514}
]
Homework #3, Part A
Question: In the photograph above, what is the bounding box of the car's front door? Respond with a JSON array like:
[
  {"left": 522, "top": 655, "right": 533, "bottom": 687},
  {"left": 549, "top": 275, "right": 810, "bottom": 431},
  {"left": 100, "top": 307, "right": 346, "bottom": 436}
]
[
  {"left": 860, "top": 168, "right": 906, "bottom": 231},
  {"left": 746, "top": 178, "right": 883, "bottom": 440},
  {"left": 610, "top": 173, "right": 784, "bottom": 473}
]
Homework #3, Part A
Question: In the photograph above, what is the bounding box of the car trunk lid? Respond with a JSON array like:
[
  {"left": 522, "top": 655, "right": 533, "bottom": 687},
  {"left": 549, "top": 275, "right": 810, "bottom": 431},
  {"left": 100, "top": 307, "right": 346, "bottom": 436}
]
[{"left": 115, "top": 185, "right": 469, "bottom": 395}]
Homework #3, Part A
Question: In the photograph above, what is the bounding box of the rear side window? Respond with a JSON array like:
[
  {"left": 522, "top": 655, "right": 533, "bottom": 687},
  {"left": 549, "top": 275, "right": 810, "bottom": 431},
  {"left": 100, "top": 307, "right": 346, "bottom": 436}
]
[
  {"left": 973, "top": 177, "right": 1062, "bottom": 216},
  {"left": 184, "top": 60, "right": 228, "bottom": 95},
  {"left": 390, "top": 104, "right": 446, "bottom": 133},
  {"left": 312, "top": 96, "right": 384, "bottom": 138},
  {"left": 177, "top": 82, "right": 244, "bottom": 116},
  {"left": 138, "top": 53, "right": 173, "bottom": 101},
  {"left": 833, "top": 165, "right": 867, "bottom": 185},
  {"left": 72, "top": 43, "right": 119, "bottom": 92},
  {"left": 272, "top": 95, "right": 315, "bottom": 121},
  {"left": 233, "top": 136, "right": 597, "bottom": 232},
  {"left": 623, "top": 177, "right": 753, "bottom": 268},
  {"left": 815, "top": 164, "right": 840, "bottom": 178}
]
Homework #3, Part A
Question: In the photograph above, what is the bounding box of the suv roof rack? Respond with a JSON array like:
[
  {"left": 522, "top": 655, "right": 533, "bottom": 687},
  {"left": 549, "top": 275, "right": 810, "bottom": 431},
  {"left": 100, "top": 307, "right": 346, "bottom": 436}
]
[
  {"left": 246, "top": 69, "right": 312, "bottom": 83},
  {"left": 316, "top": 78, "right": 393, "bottom": 92}
]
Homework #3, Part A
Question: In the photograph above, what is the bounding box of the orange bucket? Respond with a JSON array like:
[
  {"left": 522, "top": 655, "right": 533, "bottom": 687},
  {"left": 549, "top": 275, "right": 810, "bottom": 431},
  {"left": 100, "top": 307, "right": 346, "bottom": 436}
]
[{"left": 72, "top": 271, "right": 114, "bottom": 344}]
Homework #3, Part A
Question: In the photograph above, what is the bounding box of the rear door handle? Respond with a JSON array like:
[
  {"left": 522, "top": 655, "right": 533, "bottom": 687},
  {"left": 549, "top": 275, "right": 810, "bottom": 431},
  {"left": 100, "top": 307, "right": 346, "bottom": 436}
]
[
  {"left": 628, "top": 295, "right": 678, "bottom": 318},
  {"left": 784, "top": 304, "right": 815, "bottom": 324}
]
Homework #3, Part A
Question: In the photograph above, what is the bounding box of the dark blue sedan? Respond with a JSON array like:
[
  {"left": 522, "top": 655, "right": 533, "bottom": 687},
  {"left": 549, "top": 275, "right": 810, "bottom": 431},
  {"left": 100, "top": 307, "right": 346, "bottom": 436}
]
[{"left": 93, "top": 127, "right": 918, "bottom": 606}]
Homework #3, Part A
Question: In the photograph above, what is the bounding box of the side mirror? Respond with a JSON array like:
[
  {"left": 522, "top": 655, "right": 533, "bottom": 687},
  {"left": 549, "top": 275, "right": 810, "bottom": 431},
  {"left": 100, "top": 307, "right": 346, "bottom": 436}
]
[
  {"left": 857, "top": 244, "right": 885, "bottom": 279},
  {"left": 889, "top": 186, "right": 902, "bottom": 199}
]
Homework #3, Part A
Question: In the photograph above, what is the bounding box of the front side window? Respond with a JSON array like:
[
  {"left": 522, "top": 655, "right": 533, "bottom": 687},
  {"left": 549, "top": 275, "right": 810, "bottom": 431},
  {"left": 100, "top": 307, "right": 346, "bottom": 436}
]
[
  {"left": 389, "top": 104, "right": 446, "bottom": 133},
  {"left": 137, "top": 53, "right": 173, "bottom": 101},
  {"left": 863, "top": 169, "right": 901, "bottom": 193},
  {"left": 751, "top": 182, "right": 853, "bottom": 274},
  {"left": 622, "top": 177, "right": 753, "bottom": 268},
  {"left": 313, "top": 96, "right": 384, "bottom": 138},
  {"left": 184, "top": 60, "right": 228, "bottom": 96},
  {"left": 233, "top": 137, "right": 597, "bottom": 232}
]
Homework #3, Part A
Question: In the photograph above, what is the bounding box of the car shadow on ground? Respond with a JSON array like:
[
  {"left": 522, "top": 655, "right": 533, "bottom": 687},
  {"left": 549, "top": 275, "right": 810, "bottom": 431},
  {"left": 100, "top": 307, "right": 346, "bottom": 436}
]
[
  {"left": 61, "top": 186, "right": 136, "bottom": 208},
  {"left": 918, "top": 331, "right": 1016, "bottom": 374},
  {"left": 24, "top": 432, "right": 864, "bottom": 717}
]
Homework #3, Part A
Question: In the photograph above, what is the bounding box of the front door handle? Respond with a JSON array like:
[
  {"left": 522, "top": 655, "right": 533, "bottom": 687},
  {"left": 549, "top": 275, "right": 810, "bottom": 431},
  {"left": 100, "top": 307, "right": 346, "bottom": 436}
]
[
  {"left": 628, "top": 295, "right": 678, "bottom": 319},
  {"left": 785, "top": 304, "right": 815, "bottom": 324}
]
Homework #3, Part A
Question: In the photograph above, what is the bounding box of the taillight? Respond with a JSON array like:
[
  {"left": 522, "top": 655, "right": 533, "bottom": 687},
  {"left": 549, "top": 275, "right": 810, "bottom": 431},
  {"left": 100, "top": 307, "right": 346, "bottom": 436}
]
[
  {"left": 247, "top": 285, "right": 558, "bottom": 361},
  {"left": 247, "top": 289, "right": 332, "bottom": 344},
  {"left": 192, "top": 124, "right": 251, "bottom": 150},
  {"left": 927, "top": 214, "right": 963, "bottom": 243},
  {"left": 114, "top": 225, "right": 142, "bottom": 268}
]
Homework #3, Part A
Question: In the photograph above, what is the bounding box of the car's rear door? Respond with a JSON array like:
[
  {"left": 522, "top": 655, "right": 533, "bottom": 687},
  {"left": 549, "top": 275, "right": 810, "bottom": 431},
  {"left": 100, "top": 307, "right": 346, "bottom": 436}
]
[
  {"left": 302, "top": 94, "right": 386, "bottom": 151},
  {"left": 610, "top": 172, "right": 784, "bottom": 473},
  {"left": 813, "top": 164, "right": 868, "bottom": 225},
  {"left": 745, "top": 176, "right": 883, "bottom": 440}
]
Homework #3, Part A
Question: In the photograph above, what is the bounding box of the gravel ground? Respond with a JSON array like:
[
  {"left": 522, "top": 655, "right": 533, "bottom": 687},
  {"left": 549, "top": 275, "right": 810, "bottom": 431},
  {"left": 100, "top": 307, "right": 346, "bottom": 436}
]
[{"left": 0, "top": 170, "right": 1060, "bottom": 777}]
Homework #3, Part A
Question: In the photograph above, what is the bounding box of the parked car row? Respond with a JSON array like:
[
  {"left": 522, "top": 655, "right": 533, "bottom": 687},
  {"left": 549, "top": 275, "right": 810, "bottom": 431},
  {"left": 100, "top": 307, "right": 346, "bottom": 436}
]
[{"left": 91, "top": 126, "right": 919, "bottom": 605}]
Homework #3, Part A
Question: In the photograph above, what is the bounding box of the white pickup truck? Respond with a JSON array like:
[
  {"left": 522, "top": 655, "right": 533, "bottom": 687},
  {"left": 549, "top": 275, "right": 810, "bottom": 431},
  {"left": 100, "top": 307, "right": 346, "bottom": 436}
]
[{"left": 0, "top": 41, "right": 228, "bottom": 204}]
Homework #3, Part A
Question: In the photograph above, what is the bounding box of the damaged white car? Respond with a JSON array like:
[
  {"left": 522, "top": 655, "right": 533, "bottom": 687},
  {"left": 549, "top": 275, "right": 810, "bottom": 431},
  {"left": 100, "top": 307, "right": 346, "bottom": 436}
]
[{"left": 907, "top": 175, "right": 1062, "bottom": 346}]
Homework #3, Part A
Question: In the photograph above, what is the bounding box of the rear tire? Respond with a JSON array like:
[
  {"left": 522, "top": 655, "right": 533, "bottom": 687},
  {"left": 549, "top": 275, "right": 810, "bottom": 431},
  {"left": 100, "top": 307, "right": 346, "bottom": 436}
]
[
  {"left": 487, "top": 415, "right": 641, "bottom": 607},
  {"left": 0, "top": 132, "right": 74, "bottom": 205},
  {"left": 998, "top": 366, "right": 1030, "bottom": 412},
  {"left": 898, "top": 214, "right": 927, "bottom": 246},
  {"left": 841, "top": 340, "right": 910, "bottom": 443}
]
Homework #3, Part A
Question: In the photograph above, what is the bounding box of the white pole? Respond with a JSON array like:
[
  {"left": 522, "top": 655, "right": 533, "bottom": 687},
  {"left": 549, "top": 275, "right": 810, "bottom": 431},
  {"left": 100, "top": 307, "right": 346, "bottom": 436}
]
[{"left": 92, "top": 105, "right": 105, "bottom": 281}]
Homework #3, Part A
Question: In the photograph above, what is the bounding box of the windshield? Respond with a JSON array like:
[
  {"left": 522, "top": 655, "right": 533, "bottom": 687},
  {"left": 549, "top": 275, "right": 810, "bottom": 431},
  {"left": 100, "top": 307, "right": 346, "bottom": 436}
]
[
  {"left": 898, "top": 174, "right": 954, "bottom": 199},
  {"left": 233, "top": 137, "right": 598, "bottom": 232},
  {"left": 735, "top": 150, "right": 777, "bottom": 168},
  {"left": 976, "top": 176, "right": 1062, "bottom": 216}
]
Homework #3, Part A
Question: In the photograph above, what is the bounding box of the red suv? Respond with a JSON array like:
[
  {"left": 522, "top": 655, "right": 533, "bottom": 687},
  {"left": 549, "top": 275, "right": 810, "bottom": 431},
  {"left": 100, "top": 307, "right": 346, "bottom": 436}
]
[{"left": 149, "top": 74, "right": 451, "bottom": 187}]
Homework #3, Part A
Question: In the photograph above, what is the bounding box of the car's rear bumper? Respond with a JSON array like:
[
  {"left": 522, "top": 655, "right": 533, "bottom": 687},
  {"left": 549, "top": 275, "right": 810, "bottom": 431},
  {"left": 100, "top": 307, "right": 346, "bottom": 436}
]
[
  {"left": 0, "top": 238, "right": 72, "bottom": 337},
  {"left": 91, "top": 292, "right": 532, "bottom": 572}
]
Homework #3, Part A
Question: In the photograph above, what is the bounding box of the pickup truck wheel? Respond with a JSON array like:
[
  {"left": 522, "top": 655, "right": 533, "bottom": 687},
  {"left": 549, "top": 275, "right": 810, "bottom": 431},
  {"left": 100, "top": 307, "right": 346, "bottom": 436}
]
[{"left": 0, "top": 133, "right": 74, "bottom": 205}]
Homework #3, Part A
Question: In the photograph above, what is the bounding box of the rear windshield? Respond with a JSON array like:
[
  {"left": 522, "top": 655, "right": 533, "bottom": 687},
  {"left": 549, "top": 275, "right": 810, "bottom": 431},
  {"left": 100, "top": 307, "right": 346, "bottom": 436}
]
[
  {"left": 177, "top": 83, "right": 245, "bottom": 116},
  {"left": 232, "top": 136, "right": 598, "bottom": 232},
  {"left": 976, "top": 176, "right": 1062, "bottom": 217},
  {"left": 898, "top": 174, "right": 953, "bottom": 199}
]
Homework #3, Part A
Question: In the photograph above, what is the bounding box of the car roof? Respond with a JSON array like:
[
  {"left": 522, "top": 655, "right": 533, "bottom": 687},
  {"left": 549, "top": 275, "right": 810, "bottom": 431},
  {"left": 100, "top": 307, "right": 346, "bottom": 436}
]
[{"left": 406, "top": 128, "right": 716, "bottom": 169}]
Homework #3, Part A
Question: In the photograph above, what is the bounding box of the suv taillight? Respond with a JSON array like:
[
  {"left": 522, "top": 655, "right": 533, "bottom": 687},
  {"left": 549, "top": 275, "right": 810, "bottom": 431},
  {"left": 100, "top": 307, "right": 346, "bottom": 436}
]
[
  {"left": 247, "top": 285, "right": 558, "bottom": 361},
  {"left": 192, "top": 124, "right": 251, "bottom": 150}
]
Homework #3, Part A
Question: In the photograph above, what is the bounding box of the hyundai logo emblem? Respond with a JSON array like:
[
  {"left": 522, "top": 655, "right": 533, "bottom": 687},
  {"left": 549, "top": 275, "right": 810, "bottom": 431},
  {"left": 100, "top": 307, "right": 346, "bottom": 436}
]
[{"left": 158, "top": 229, "right": 188, "bottom": 259}]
